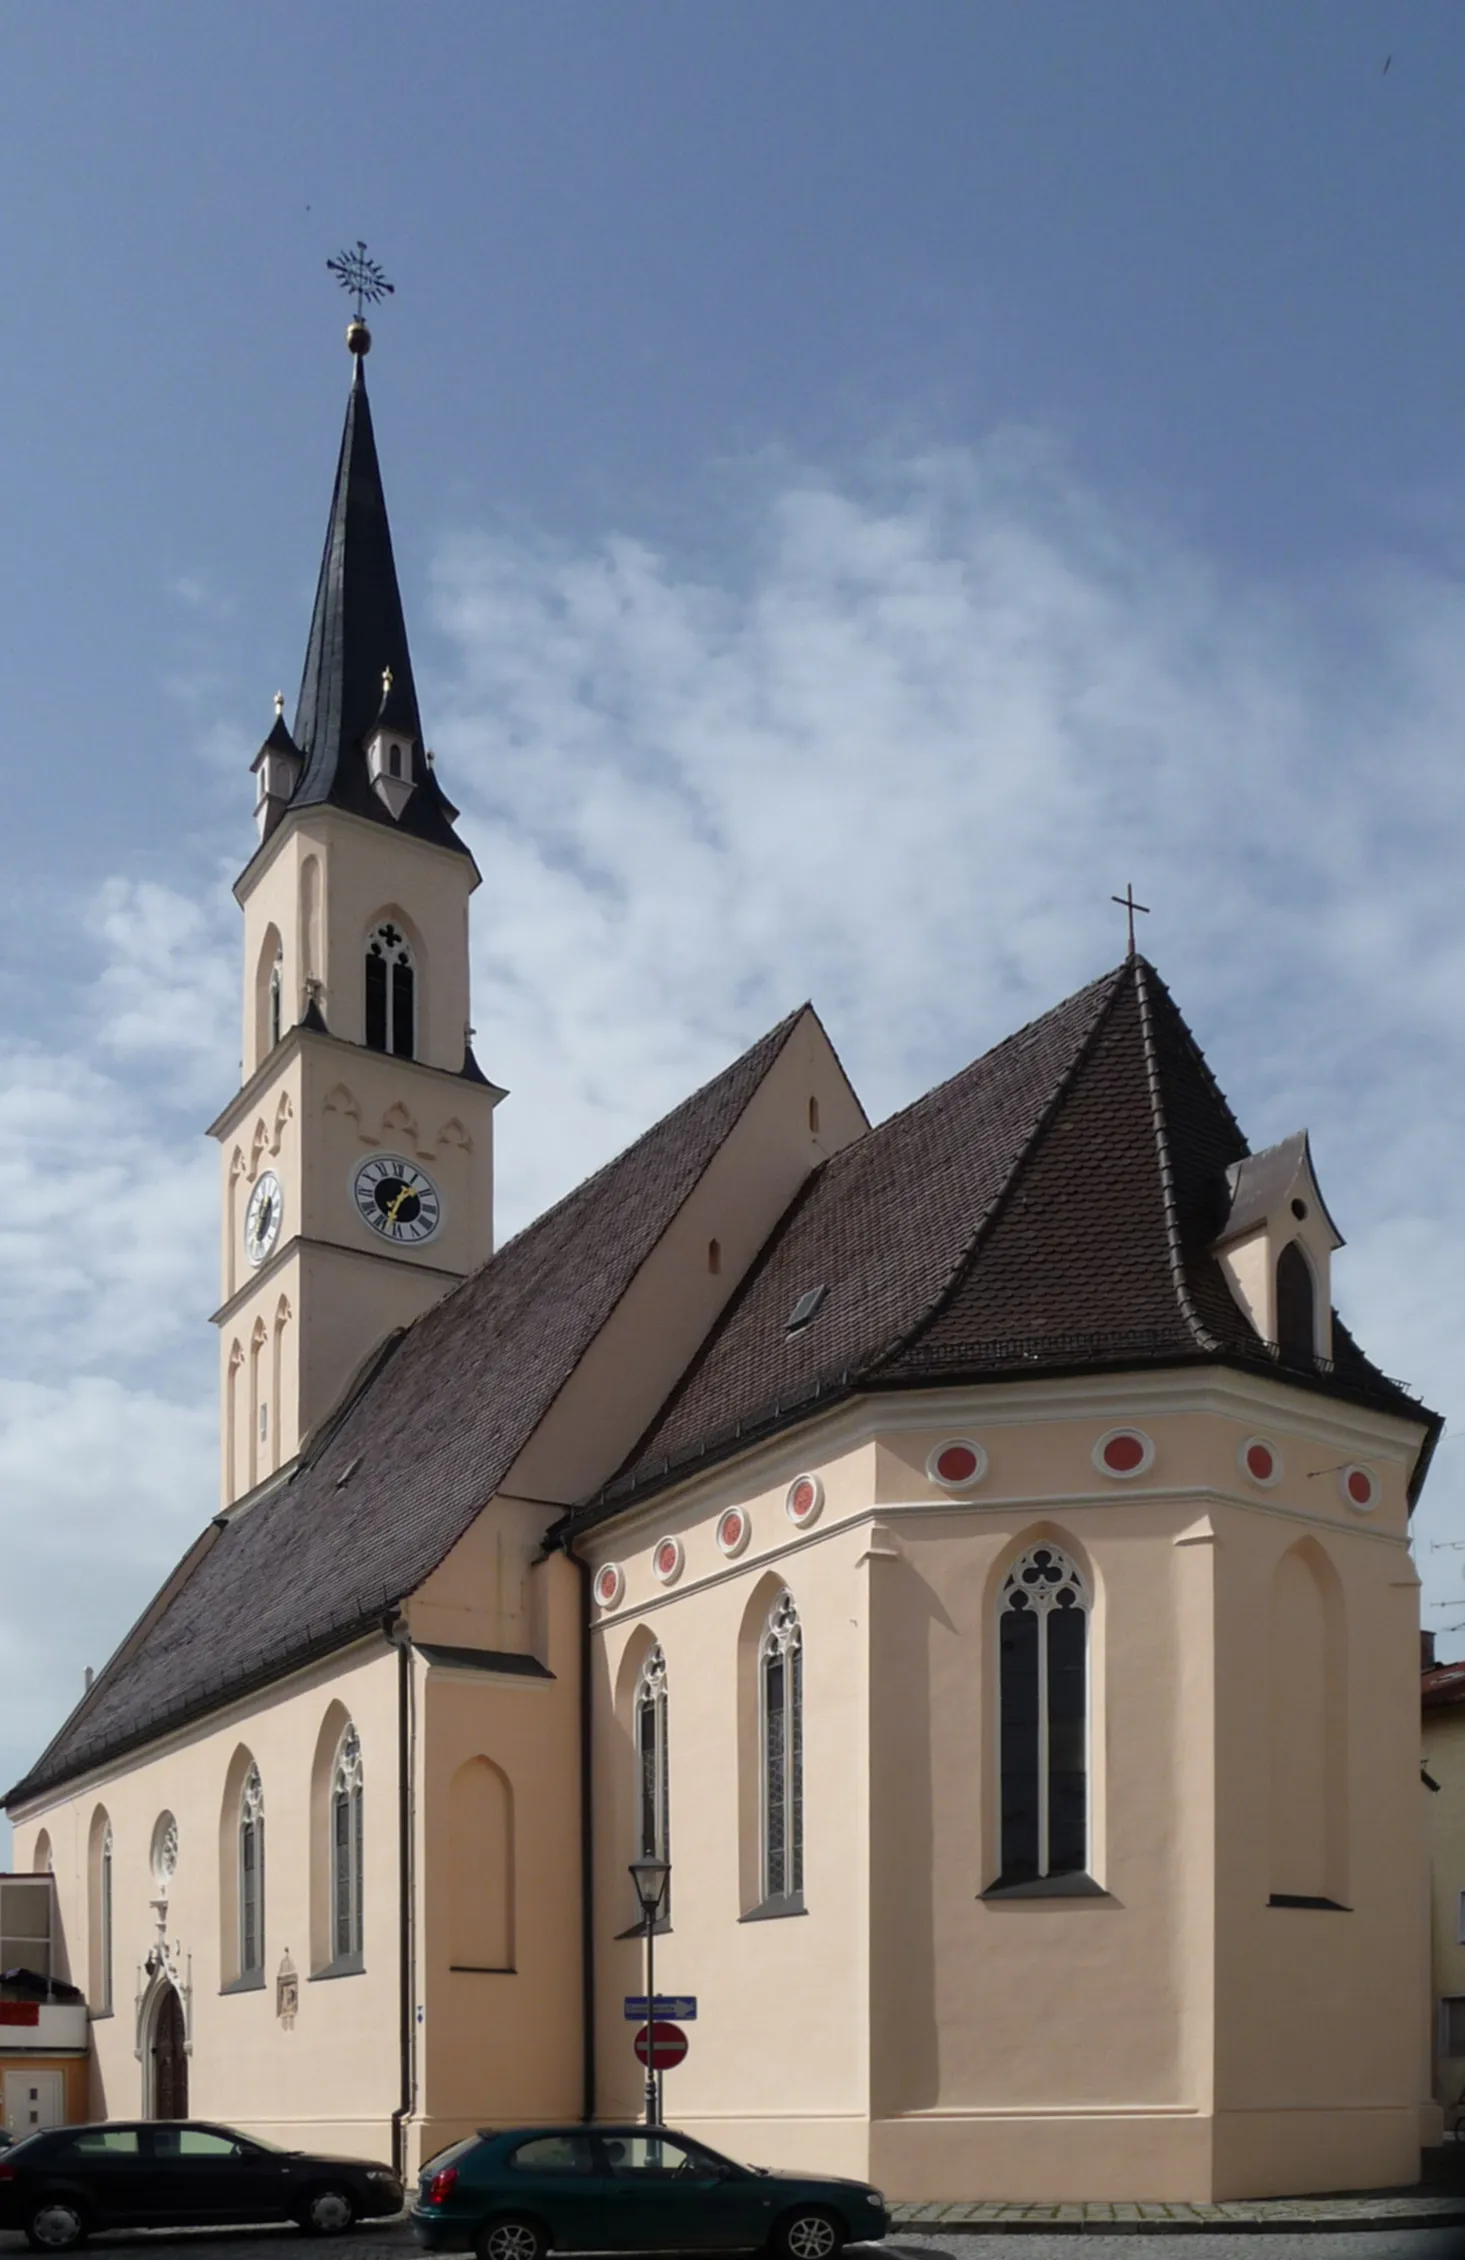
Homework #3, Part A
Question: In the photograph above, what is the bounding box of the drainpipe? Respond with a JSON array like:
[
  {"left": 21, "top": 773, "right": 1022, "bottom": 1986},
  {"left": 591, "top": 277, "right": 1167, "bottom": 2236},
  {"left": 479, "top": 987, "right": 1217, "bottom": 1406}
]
[
  {"left": 550, "top": 1538, "right": 597, "bottom": 2123},
  {"left": 387, "top": 1614, "right": 414, "bottom": 2179}
]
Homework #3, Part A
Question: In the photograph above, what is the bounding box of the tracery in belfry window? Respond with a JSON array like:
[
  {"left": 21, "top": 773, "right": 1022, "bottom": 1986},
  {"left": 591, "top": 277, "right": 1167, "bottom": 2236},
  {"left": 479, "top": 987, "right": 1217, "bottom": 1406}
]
[
  {"left": 636, "top": 1646, "right": 670, "bottom": 1918},
  {"left": 998, "top": 1544, "right": 1089, "bottom": 1885},
  {"left": 364, "top": 921, "right": 414, "bottom": 1059},
  {"left": 761, "top": 1590, "right": 803, "bottom": 1902},
  {"left": 239, "top": 1765, "right": 265, "bottom": 1977},
  {"left": 331, "top": 1724, "right": 364, "bottom": 1961}
]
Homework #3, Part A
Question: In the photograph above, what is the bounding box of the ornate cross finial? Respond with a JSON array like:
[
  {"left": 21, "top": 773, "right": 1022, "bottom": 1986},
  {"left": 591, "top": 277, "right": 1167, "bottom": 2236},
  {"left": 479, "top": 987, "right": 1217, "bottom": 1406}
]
[
  {"left": 327, "top": 240, "right": 395, "bottom": 322},
  {"left": 1111, "top": 882, "right": 1151, "bottom": 958},
  {"left": 382, "top": 665, "right": 393, "bottom": 695},
  {"left": 274, "top": 691, "right": 285, "bottom": 719}
]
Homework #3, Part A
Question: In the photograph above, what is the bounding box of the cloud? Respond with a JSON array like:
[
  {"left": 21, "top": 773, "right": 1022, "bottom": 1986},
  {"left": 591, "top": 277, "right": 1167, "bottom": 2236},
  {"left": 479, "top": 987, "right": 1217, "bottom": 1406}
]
[{"left": 4, "top": 424, "right": 1464, "bottom": 1849}]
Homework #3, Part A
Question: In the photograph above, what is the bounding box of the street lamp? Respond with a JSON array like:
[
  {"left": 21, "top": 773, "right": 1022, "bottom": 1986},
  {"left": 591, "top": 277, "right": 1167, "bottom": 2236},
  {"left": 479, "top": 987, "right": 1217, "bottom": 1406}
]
[{"left": 629, "top": 1855, "right": 671, "bottom": 2127}]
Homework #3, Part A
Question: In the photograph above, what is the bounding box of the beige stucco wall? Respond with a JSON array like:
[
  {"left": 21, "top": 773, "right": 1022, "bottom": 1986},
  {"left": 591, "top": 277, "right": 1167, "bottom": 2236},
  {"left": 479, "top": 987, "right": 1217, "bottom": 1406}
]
[
  {"left": 11, "top": 1641, "right": 404, "bottom": 2156},
  {"left": 584, "top": 1368, "right": 1430, "bottom": 2202}
]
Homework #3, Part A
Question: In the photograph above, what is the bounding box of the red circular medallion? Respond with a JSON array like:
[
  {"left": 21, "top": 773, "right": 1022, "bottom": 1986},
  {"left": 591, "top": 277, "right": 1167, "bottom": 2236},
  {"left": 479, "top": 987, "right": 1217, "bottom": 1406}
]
[
  {"left": 594, "top": 1564, "right": 623, "bottom": 1608},
  {"left": 1102, "top": 1432, "right": 1146, "bottom": 1474},
  {"left": 1347, "top": 1468, "right": 1373, "bottom": 1507},
  {"left": 1246, "top": 1443, "right": 1275, "bottom": 1482},
  {"left": 655, "top": 1540, "right": 680, "bottom": 1580},
  {"left": 717, "top": 1507, "right": 746, "bottom": 1554},
  {"left": 936, "top": 1444, "right": 978, "bottom": 1484},
  {"left": 790, "top": 1478, "right": 817, "bottom": 1519}
]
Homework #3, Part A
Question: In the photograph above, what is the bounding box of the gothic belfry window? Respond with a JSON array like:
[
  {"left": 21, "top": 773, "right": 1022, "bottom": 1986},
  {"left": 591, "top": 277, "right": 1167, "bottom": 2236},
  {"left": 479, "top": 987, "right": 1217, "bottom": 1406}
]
[
  {"left": 268, "top": 949, "right": 284, "bottom": 1052},
  {"left": 331, "top": 1725, "right": 365, "bottom": 1961},
  {"left": 1275, "top": 1239, "right": 1316, "bottom": 1364},
  {"left": 239, "top": 1765, "right": 265, "bottom": 1976},
  {"left": 636, "top": 1646, "right": 670, "bottom": 1918},
  {"left": 365, "top": 921, "right": 414, "bottom": 1059},
  {"left": 998, "top": 1544, "right": 1089, "bottom": 1885},
  {"left": 761, "top": 1590, "right": 804, "bottom": 1903}
]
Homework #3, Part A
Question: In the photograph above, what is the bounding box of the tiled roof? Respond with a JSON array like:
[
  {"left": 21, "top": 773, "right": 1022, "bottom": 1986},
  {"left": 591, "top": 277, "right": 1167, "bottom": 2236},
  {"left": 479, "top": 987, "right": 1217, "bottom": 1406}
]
[
  {"left": 6, "top": 1011, "right": 803, "bottom": 1806},
  {"left": 1424, "top": 1661, "right": 1465, "bottom": 1711},
  {"left": 581, "top": 957, "right": 1430, "bottom": 1517}
]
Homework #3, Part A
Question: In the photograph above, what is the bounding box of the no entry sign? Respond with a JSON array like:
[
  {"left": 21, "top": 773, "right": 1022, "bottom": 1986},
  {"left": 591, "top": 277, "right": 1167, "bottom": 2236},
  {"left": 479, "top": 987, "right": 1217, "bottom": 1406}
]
[{"left": 633, "top": 2019, "right": 689, "bottom": 2070}]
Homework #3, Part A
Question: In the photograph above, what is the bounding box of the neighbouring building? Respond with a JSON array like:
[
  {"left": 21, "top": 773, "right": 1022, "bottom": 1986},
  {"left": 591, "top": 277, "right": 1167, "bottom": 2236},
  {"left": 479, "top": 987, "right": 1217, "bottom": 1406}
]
[
  {"left": 1423, "top": 1639, "right": 1465, "bottom": 2129},
  {"left": 2, "top": 314, "right": 1444, "bottom": 2204},
  {"left": 0, "top": 1876, "right": 89, "bottom": 2135}
]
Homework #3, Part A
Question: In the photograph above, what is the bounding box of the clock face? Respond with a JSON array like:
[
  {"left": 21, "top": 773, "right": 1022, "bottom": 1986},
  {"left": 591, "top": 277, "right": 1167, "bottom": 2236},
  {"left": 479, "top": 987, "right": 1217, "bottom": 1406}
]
[
  {"left": 353, "top": 1154, "right": 443, "bottom": 1245},
  {"left": 244, "top": 1171, "right": 283, "bottom": 1267}
]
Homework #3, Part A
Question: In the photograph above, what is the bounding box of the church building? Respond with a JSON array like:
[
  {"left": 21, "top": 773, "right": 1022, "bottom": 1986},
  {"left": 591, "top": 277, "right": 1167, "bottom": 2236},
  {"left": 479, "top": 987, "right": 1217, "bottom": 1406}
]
[{"left": 5, "top": 317, "right": 1444, "bottom": 2205}]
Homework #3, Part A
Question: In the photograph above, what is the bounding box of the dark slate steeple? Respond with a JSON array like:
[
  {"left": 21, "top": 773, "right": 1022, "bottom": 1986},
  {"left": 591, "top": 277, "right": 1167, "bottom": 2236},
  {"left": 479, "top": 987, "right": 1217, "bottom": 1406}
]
[{"left": 287, "top": 335, "right": 469, "bottom": 856}]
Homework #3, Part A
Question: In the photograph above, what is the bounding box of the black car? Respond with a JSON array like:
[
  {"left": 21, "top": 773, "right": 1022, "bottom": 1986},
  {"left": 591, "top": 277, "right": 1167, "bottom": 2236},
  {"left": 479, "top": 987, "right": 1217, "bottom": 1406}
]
[
  {"left": 0, "top": 2119, "right": 404, "bottom": 2249},
  {"left": 411, "top": 2125, "right": 888, "bottom": 2259}
]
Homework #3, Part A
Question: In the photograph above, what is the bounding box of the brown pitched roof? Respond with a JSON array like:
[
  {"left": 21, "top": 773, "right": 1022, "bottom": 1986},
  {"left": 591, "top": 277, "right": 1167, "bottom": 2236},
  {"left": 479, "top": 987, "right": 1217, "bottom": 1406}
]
[
  {"left": 1424, "top": 1661, "right": 1465, "bottom": 1712},
  {"left": 580, "top": 957, "right": 1432, "bottom": 1519},
  {"left": 7, "top": 1010, "right": 805, "bottom": 1807}
]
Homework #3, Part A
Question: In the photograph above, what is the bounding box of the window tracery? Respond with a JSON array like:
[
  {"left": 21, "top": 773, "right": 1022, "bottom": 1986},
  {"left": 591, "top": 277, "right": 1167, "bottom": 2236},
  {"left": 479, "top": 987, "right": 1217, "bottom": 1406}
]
[
  {"left": 636, "top": 1647, "right": 670, "bottom": 1917},
  {"left": 998, "top": 1544, "right": 1089, "bottom": 1885},
  {"left": 760, "top": 1591, "right": 803, "bottom": 1902},
  {"left": 239, "top": 1765, "right": 265, "bottom": 1977},
  {"left": 365, "top": 921, "right": 414, "bottom": 1059},
  {"left": 331, "top": 1725, "right": 364, "bottom": 1962}
]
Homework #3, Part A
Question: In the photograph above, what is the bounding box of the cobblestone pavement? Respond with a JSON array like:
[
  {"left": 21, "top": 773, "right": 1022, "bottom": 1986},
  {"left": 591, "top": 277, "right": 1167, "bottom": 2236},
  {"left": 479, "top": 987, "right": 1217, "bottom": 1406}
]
[{"left": 3, "top": 2204, "right": 1465, "bottom": 2260}]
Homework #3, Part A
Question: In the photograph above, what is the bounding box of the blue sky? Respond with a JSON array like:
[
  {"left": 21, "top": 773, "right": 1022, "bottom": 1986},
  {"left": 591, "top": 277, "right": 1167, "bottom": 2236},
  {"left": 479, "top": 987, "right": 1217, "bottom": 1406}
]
[{"left": 4, "top": 1, "right": 1465, "bottom": 1834}]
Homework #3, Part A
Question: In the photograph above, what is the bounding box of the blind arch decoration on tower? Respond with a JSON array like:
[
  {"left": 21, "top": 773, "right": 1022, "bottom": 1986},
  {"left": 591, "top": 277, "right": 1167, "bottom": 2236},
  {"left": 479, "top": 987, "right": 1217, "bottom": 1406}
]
[{"left": 998, "top": 1542, "right": 1090, "bottom": 1886}]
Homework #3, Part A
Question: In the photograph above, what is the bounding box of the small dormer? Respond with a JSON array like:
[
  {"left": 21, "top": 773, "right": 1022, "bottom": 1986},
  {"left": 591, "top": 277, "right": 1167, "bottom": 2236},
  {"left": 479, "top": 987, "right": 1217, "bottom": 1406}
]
[
  {"left": 366, "top": 665, "right": 417, "bottom": 821},
  {"left": 250, "top": 696, "right": 303, "bottom": 842},
  {"left": 1212, "top": 1131, "right": 1343, "bottom": 1365}
]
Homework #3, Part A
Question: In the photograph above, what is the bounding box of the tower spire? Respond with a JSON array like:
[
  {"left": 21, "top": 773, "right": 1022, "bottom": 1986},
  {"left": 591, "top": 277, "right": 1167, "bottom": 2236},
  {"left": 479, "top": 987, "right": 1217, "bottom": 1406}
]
[{"left": 283, "top": 320, "right": 468, "bottom": 856}]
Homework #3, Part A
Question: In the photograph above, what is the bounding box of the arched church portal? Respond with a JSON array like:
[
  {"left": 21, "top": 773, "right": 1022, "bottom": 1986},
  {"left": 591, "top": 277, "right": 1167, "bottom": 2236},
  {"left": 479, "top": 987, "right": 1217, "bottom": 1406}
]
[{"left": 148, "top": 1983, "right": 188, "bottom": 2119}]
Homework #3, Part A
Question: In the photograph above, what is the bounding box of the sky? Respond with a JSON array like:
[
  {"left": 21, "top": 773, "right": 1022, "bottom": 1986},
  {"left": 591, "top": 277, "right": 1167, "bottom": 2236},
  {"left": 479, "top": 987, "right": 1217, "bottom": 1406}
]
[{"left": 3, "top": 0, "right": 1465, "bottom": 1848}]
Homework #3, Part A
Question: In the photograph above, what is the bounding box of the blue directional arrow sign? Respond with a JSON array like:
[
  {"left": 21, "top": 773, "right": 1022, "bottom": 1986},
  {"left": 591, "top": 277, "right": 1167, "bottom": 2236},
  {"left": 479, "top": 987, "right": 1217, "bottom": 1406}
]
[{"left": 624, "top": 1994, "right": 697, "bottom": 2021}]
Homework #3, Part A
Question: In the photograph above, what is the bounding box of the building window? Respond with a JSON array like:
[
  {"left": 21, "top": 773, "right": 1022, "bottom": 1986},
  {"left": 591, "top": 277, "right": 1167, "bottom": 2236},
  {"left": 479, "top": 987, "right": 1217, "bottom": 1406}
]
[
  {"left": 365, "top": 921, "right": 414, "bottom": 1059},
  {"left": 998, "top": 1543, "right": 1089, "bottom": 1886},
  {"left": 268, "top": 951, "right": 283, "bottom": 1051},
  {"left": 99, "top": 1825, "right": 113, "bottom": 2013},
  {"left": 761, "top": 1591, "right": 803, "bottom": 1903},
  {"left": 1275, "top": 1239, "right": 1315, "bottom": 1362},
  {"left": 636, "top": 1647, "right": 670, "bottom": 1918},
  {"left": 331, "top": 1725, "right": 364, "bottom": 1962},
  {"left": 1442, "top": 1997, "right": 1465, "bottom": 2059},
  {"left": 239, "top": 1766, "right": 265, "bottom": 1977},
  {"left": 1457, "top": 1890, "right": 1465, "bottom": 1948}
]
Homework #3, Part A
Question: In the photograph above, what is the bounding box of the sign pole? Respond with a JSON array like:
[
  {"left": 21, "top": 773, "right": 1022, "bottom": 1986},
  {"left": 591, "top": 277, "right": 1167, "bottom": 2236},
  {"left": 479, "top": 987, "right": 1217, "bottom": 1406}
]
[{"left": 642, "top": 1909, "right": 658, "bottom": 2128}]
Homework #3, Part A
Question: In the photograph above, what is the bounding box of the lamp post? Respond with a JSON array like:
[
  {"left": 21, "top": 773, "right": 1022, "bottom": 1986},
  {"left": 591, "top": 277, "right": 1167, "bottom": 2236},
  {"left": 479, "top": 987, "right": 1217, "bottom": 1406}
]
[{"left": 628, "top": 1855, "right": 671, "bottom": 2127}]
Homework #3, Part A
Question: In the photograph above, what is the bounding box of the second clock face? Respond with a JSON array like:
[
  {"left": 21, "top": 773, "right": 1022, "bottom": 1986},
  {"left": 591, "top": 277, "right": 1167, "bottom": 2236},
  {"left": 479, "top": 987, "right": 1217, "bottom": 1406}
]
[
  {"left": 353, "top": 1154, "right": 443, "bottom": 1245},
  {"left": 245, "top": 1170, "right": 283, "bottom": 1267}
]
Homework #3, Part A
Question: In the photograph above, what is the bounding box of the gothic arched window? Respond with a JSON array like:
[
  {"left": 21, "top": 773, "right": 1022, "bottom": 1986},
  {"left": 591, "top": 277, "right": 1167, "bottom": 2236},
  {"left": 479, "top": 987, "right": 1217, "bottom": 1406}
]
[
  {"left": 1275, "top": 1239, "right": 1316, "bottom": 1365},
  {"left": 331, "top": 1725, "right": 365, "bottom": 1962},
  {"left": 95, "top": 1819, "right": 113, "bottom": 2015},
  {"left": 761, "top": 1591, "right": 803, "bottom": 1903},
  {"left": 998, "top": 1544, "right": 1089, "bottom": 1886},
  {"left": 365, "top": 921, "right": 414, "bottom": 1060},
  {"left": 239, "top": 1765, "right": 265, "bottom": 1977},
  {"left": 636, "top": 1647, "right": 670, "bottom": 1916},
  {"left": 268, "top": 949, "right": 283, "bottom": 1052}
]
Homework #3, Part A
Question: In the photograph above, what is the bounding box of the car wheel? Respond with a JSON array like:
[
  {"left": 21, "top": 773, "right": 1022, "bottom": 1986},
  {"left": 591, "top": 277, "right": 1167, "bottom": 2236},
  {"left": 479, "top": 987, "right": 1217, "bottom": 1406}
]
[
  {"left": 773, "top": 2207, "right": 845, "bottom": 2260},
  {"left": 24, "top": 2201, "right": 89, "bottom": 2253},
  {"left": 301, "top": 2185, "right": 357, "bottom": 2235},
  {"left": 475, "top": 2215, "right": 547, "bottom": 2260}
]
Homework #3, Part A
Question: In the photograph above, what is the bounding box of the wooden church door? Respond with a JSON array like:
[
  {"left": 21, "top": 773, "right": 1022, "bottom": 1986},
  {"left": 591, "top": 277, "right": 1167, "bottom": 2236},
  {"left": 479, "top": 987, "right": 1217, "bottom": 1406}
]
[{"left": 151, "top": 1987, "right": 188, "bottom": 2119}]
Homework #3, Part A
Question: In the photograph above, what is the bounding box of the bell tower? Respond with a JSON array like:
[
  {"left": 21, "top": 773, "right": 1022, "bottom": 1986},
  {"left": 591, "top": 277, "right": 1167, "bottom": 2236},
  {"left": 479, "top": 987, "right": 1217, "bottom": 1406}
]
[{"left": 209, "top": 312, "right": 503, "bottom": 1507}]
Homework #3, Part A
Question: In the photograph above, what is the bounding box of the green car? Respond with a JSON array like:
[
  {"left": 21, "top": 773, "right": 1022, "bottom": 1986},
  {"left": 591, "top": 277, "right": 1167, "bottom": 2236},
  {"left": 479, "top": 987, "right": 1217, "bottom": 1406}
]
[{"left": 410, "top": 2126, "right": 888, "bottom": 2260}]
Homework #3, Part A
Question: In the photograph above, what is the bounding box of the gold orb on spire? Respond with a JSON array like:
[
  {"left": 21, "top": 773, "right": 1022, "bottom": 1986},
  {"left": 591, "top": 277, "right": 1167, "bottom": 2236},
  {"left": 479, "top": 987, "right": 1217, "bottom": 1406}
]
[{"left": 346, "top": 318, "right": 372, "bottom": 356}]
